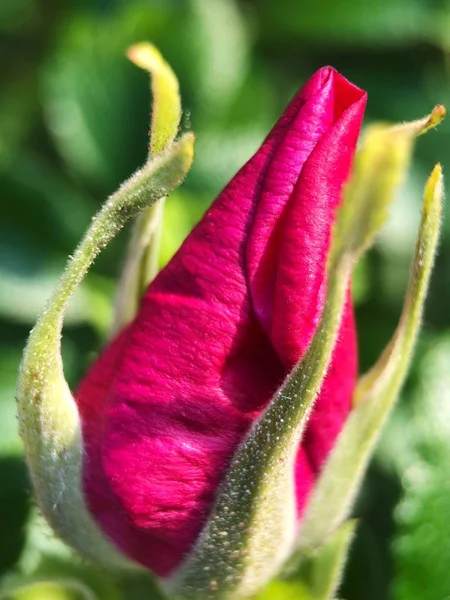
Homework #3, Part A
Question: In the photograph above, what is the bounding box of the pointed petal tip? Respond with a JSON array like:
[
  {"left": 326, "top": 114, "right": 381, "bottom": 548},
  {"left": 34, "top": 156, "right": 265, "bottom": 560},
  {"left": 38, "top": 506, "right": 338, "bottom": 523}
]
[
  {"left": 321, "top": 66, "right": 367, "bottom": 101},
  {"left": 311, "top": 66, "right": 367, "bottom": 100}
]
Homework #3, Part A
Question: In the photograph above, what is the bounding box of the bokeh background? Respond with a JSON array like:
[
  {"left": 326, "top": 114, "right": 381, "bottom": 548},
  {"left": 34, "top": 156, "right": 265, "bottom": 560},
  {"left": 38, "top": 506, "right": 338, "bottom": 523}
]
[{"left": 1, "top": 0, "right": 450, "bottom": 598}]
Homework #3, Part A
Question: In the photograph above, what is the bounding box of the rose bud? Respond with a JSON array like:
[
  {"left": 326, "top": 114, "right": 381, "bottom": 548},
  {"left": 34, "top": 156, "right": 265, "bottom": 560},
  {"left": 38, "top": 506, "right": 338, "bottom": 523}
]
[
  {"left": 73, "top": 65, "right": 366, "bottom": 583},
  {"left": 17, "top": 40, "right": 446, "bottom": 597}
]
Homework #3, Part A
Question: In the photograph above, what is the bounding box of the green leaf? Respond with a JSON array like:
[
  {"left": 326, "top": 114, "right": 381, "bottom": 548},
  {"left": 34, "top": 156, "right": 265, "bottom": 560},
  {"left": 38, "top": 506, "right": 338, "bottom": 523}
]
[
  {"left": 393, "top": 336, "right": 450, "bottom": 600},
  {"left": 296, "top": 164, "right": 443, "bottom": 556},
  {"left": 0, "top": 268, "right": 113, "bottom": 332},
  {"left": 16, "top": 135, "right": 194, "bottom": 571},
  {"left": 175, "top": 0, "right": 249, "bottom": 118},
  {"left": 0, "top": 580, "right": 96, "bottom": 600},
  {"left": 0, "top": 349, "right": 30, "bottom": 571},
  {"left": 0, "top": 79, "right": 36, "bottom": 167},
  {"left": 260, "top": 0, "right": 439, "bottom": 45},
  {"left": 1, "top": 511, "right": 167, "bottom": 600},
  {"left": 42, "top": 4, "right": 176, "bottom": 187}
]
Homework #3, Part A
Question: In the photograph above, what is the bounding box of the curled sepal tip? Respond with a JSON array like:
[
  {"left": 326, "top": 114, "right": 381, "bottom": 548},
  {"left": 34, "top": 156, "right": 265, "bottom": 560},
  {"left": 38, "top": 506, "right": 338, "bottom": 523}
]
[
  {"left": 388, "top": 104, "right": 446, "bottom": 138},
  {"left": 127, "top": 42, "right": 181, "bottom": 157},
  {"left": 16, "top": 134, "right": 194, "bottom": 570},
  {"left": 333, "top": 105, "right": 445, "bottom": 262},
  {"left": 112, "top": 43, "right": 184, "bottom": 333},
  {"left": 410, "top": 104, "right": 446, "bottom": 136},
  {"left": 295, "top": 163, "right": 443, "bottom": 555}
]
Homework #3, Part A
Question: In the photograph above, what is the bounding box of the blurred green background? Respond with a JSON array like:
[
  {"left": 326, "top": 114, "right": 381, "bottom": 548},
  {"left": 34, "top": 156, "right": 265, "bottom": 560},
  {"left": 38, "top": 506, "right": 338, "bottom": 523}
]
[{"left": 1, "top": 0, "right": 450, "bottom": 598}]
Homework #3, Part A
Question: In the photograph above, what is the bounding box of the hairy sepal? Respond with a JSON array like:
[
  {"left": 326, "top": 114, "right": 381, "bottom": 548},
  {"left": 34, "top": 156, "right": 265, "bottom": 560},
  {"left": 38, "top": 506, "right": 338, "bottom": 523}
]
[
  {"left": 113, "top": 44, "right": 183, "bottom": 333},
  {"left": 295, "top": 164, "right": 443, "bottom": 557},
  {"left": 16, "top": 135, "right": 194, "bottom": 570}
]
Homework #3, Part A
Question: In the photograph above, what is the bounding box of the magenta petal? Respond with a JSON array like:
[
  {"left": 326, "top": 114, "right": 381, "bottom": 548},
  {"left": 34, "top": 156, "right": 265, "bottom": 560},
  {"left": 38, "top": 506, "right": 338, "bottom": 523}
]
[
  {"left": 294, "top": 293, "right": 358, "bottom": 517},
  {"left": 304, "top": 294, "right": 358, "bottom": 474},
  {"left": 76, "top": 68, "right": 366, "bottom": 576},
  {"left": 248, "top": 72, "right": 365, "bottom": 366}
]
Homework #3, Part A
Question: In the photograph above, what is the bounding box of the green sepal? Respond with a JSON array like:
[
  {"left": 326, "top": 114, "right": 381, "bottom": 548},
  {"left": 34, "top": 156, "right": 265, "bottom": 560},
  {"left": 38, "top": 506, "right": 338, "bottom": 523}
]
[
  {"left": 16, "top": 135, "right": 194, "bottom": 571},
  {"left": 256, "top": 521, "right": 355, "bottom": 600},
  {"left": 295, "top": 163, "right": 443, "bottom": 556},
  {"left": 127, "top": 42, "right": 181, "bottom": 158},
  {"left": 287, "top": 520, "right": 356, "bottom": 600},
  {"left": 113, "top": 44, "right": 183, "bottom": 333},
  {"left": 332, "top": 104, "right": 445, "bottom": 262}
]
